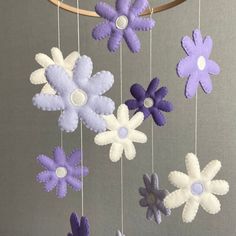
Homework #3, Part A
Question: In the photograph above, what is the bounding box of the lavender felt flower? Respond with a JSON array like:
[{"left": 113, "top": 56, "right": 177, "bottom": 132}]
[
  {"left": 139, "top": 173, "right": 171, "bottom": 224},
  {"left": 36, "top": 147, "right": 88, "bottom": 198},
  {"left": 92, "top": 0, "right": 155, "bottom": 53},
  {"left": 177, "top": 29, "right": 220, "bottom": 98},
  {"left": 67, "top": 213, "right": 90, "bottom": 236},
  {"left": 125, "top": 78, "right": 173, "bottom": 126},
  {"left": 32, "top": 55, "right": 115, "bottom": 133}
]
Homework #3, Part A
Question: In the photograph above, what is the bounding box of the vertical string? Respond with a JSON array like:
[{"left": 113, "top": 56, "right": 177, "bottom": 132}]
[{"left": 76, "top": 0, "right": 84, "bottom": 217}]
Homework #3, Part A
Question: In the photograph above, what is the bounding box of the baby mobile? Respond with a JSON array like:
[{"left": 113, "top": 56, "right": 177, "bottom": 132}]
[{"left": 29, "top": 0, "right": 229, "bottom": 235}]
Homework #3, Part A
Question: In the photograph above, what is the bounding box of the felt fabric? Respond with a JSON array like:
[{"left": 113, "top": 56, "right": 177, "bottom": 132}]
[
  {"left": 67, "top": 213, "right": 90, "bottom": 236},
  {"left": 177, "top": 29, "right": 220, "bottom": 98},
  {"left": 36, "top": 147, "right": 89, "bottom": 198},
  {"left": 164, "top": 153, "right": 229, "bottom": 223},
  {"left": 94, "top": 104, "right": 147, "bottom": 162},
  {"left": 116, "top": 230, "right": 125, "bottom": 236},
  {"left": 139, "top": 173, "right": 171, "bottom": 224},
  {"left": 30, "top": 47, "right": 79, "bottom": 94},
  {"left": 125, "top": 78, "right": 173, "bottom": 126},
  {"left": 32, "top": 55, "right": 115, "bottom": 133},
  {"left": 92, "top": 0, "right": 155, "bottom": 53}
]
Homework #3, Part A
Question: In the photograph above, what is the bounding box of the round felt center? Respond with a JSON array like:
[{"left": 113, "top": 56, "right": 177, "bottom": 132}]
[
  {"left": 115, "top": 15, "right": 128, "bottom": 30},
  {"left": 118, "top": 127, "right": 128, "bottom": 139},
  {"left": 144, "top": 97, "right": 154, "bottom": 108},
  {"left": 146, "top": 193, "right": 156, "bottom": 205},
  {"left": 197, "top": 56, "right": 206, "bottom": 71},
  {"left": 56, "top": 167, "right": 67, "bottom": 178},
  {"left": 70, "top": 89, "right": 87, "bottom": 107},
  {"left": 191, "top": 182, "right": 204, "bottom": 195}
]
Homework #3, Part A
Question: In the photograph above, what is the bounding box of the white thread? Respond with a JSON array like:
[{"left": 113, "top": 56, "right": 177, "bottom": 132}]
[
  {"left": 76, "top": 0, "right": 81, "bottom": 53},
  {"left": 120, "top": 44, "right": 123, "bottom": 104}
]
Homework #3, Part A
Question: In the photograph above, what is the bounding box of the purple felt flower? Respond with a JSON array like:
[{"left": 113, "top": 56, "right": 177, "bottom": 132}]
[
  {"left": 125, "top": 78, "right": 173, "bottom": 126},
  {"left": 139, "top": 173, "right": 171, "bottom": 224},
  {"left": 67, "top": 213, "right": 90, "bottom": 236},
  {"left": 177, "top": 29, "right": 220, "bottom": 98},
  {"left": 92, "top": 0, "right": 155, "bottom": 53},
  {"left": 36, "top": 147, "right": 88, "bottom": 198},
  {"left": 32, "top": 55, "right": 115, "bottom": 133}
]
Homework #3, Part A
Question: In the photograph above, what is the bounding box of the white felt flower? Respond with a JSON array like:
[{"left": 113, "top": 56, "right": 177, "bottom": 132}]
[
  {"left": 94, "top": 104, "right": 147, "bottom": 162},
  {"left": 30, "top": 47, "right": 80, "bottom": 94},
  {"left": 164, "top": 153, "right": 229, "bottom": 223},
  {"left": 116, "top": 230, "right": 125, "bottom": 236}
]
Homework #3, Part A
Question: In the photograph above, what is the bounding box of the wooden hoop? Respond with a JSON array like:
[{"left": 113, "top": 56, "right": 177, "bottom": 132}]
[{"left": 48, "top": 0, "right": 187, "bottom": 17}]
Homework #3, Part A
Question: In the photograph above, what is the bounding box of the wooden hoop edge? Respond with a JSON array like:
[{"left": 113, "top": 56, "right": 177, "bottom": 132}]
[{"left": 48, "top": 0, "right": 187, "bottom": 17}]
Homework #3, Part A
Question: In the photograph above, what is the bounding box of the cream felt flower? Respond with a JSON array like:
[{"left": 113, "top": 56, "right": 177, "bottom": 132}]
[
  {"left": 94, "top": 104, "right": 147, "bottom": 162},
  {"left": 116, "top": 230, "right": 125, "bottom": 236},
  {"left": 164, "top": 153, "right": 229, "bottom": 223},
  {"left": 30, "top": 47, "right": 80, "bottom": 94}
]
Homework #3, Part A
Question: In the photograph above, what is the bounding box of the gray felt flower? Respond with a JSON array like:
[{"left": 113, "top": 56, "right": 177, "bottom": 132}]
[{"left": 139, "top": 173, "right": 171, "bottom": 224}]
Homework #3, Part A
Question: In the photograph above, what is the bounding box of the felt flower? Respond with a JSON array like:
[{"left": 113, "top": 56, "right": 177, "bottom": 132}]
[
  {"left": 30, "top": 47, "right": 79, "bottom": 94},
  {"left": 139, "top": 173, "right": 171, "bottom": 224},
  {"left": 177, "top": 29, "right": 220, "bottom": 98},
  {"left": 92, "top": 0, "right": 155, "bottom": 53},
  {"left": 94, "top": 104, "right": 147, "bottom": 162},
  {"left": 67, "top": 212, "right": 90, "bottom": 236},
  {"left": 125, "top": 78, "right": 173, "bottom": 126},
  {"left": 164, "top": 153, "right": 229, "bottom": 223},
  {"left": 37, "top": 147, "right": 88, "bottom": 198},
  {"left": 116, "top": 230, "right": 125, "bottom": 236},
  {"left": 32, "top": 55, "right": 115, "bottom": 133}
]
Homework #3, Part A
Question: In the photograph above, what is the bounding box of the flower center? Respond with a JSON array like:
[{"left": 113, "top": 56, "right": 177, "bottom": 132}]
[
  {"left": 70, "top": 89, "right": 87, "bottom": 107},
  {"left": 118, "top": 127, "right": 128, "bottom": 139},
  {"left": 191, "top": 182, "right": 204, "bottom": 196},
  {"left": 197, "top": 56, "right": 206, "bottom": 71},
  {"left": 55, "top": 167, "right": 67, "bottom": 178},
  {"left": 146, "top": 193, "right": 156, "bottom": 205},
  {"left": 115, "top": 15, "right": 128, "bottom": 30},
  {"left": 144, "top": 97, "right": 154, "bottom": 108}
]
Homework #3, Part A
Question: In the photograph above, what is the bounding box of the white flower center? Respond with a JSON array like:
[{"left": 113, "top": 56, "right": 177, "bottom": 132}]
[
  {"left": 70, "top": 89, "right": 87, "bottom": 107},
  {"left": 147, "top": 193, "right": 156, "bottom": 205},
  {"left": 115, "top": 15, "right": 128, "bottom": 30},
  {"left": 197, "top": 56, "right": 206, "bottom": 71},
  {"left": 191, "top": 182, "right": 204, "bottom": 196},
  {"left": 55, "top": 167, "right": 67, "bottom": 178},
  {"left": 144, "top": 98, "right": 154, "bottom": 108},
  {"left": 118, "top": 127, "right": 128, "bottom": 139}
]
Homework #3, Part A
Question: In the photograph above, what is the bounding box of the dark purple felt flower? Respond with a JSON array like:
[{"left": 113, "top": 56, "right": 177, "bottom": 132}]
[
  {"left": 177, "top": 29, "right": 220, "bottom": 98},
  {"left": 92, "top": 0, "right": 155, "bottom": 53},
  {"left": 125, "top": 78, "right": 173, "bottom": 126},
  {"left": 67, "top": 213, "right": 90, "bottom": 236},
  {"left": 36, "top": 147, "right": 88, "bottom": 198}
]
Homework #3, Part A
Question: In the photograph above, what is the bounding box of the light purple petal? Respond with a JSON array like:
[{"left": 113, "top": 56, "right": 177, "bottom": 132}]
[
  {"left": 32, "top": 94, "right": 64, "bottom": 111},
  {"left": 66, "top": 176, "right": 81, "bottom": 191},
  {"left": 158, "top": 202, "right": 171, "bottom": 216},
  {"left": 193, "top": 29, "right": 203, "bottom": 47},
  {"left": 68, "top": 149, "right": 81, "bottom": 166},
  {"left": 130, "top": 0, "right": 148, "bottom": 16},
  {"left": 139, "top": 187, "right": 148, "bottom": 196},
  {"left": 72, "top": 166, "right": 89, "bottom": 178},
  {"left": 132, "top": 17, "right": 155, "bottom": 31},
  {"left": 139, "top": 198, "right": 148, "bottom": 207},
  {"left": 203, "top": 36, "right": 213, "bottom": 58},
  {"left": 130, "top": 83, "right": 146, "bottom": 100},
  {"left": 146, "top": 207, "right": 153, "bottom": 220},
  {"left": 53, "top": 146, "right": 66, "bottom": 165},
  {"left": 181, "top": 36, "right": 196, "bottom": 56},
  {"left": 95, "top": 2, "right": 117, "bottom": 20},
  {"left": 143, "top": 174, "right": 151, "bottom": 192},
  {"left": 116, "top": 0, "right": 131, "bottom": 14},
  {"left": 123, "top": 28, "right": 141, "bottom": 53},
  {"left": 92, "top": 22, "right": 112, "bottom": 40},
  {"left": 56, "top": 179, "right": 67, "bottom": 198},
  {"left": 151, "top": 109, "right": 166, "bottom": 126},
  {"left": 158, "top": 100, "right": 173, "bottom": 112},
  {"left": 185, "top": 71, "right": 200, "bottom": 98},
  {"left": 44, "top": 176, "right": 58, "bottom": 192},
  {"left": 146, "top": 78, "right": 159, "bottom": 95},
  {"left": 207, "top": 60, "right": 220, "bottom": 75},
  {"left": 58, "top": 110, "right": 78, "bottom": 133},
  {"left": 151, "top": 173, "right": 159, "bottom": 190},
  {"left": 108, "top": 30, "right": 123, "bottom": 52},
  {"left": 177, "top": 56, "right": 196, "bottom": 78},
  {"left": 153, "top": 208, "right": 162, "bottom": 224},
  {"left": 125, "top": 99, "right": 139, "bottom": 109},
  {"left": 37, "top": 155, "right": 56, "bottom": 171},
  {"left": 156, "top": 189, "right": 169, "bottom": 200},
  {"left": 88, "top": 96, "right": 115, "bottom": 115},
  {"left": 37, "top": 171, "right": 51, "bottom": 183},
  {"left": 199, "top": 72, "right": 213, "bottom": 94}
]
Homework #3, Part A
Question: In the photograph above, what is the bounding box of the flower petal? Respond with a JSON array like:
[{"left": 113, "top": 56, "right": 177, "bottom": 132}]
[
  {"left": 32, "top": 94, "right": 64, "bottom": 111},
  {"left": 164, "top": 189, "right": 189, "bottom": 209},
  {"left": 95, "top": 2, "right": 117, "bottom": 20},
  {"left": 153, "top": 208, "right": 162, "bottom": 224},
  {"left": 66, "top": 176, "right": 81, "bottom": 191},
  {"left": 185, "top": 153, "right": 201, "bottom": 178},
  {"left": 181, "top": 36, "right": 196, "bottom": 56},
  {"left": 41, "top": 83, "right": 56, "bottom": 94},
  {"left": 151, "top": 173, "right": 159, "bottom": 189},
  {"left": 208, "top": 180, "right": 229, "bottom": 196},
  {"left": 199, "top": 72, "right": 213, "bottom": 94},
  {"left": 168, "top": 171, "right": 190, "bottom": 189},
  {"left": 117, "top": 104, "right": 129, "bottom": 124},
  {"left": 138, "top": 106, "right": 150, "bottom": 119},
  {"left": 123, "top": 28, "right": 141, "bottom": 53},
  {"left": 130, "top": 0, "right": 148, "bottom": 16},
  {"left": 37, "top": 155, "right": 56, "bottom": 170},
  {"left": 103, "top": 114, "right": 120, "bottom": 130},
  {"left": 69, "top": 213, "right": 80, "bottom": 235},
  {"left": 147, "top": 207, "right": 154, "bottom": 220},
  {"left": 68, "top": 149, "right": 81, "bottom": 166},
  {"left": 151, "top": 109, "right": 166, "bottom": 126},
  {"left": 129, "top": 130, "right": 147, "bottom": 143},
  {"left": 125, "top": 99, "right": 139, "bottom": 110},
  {"left": 123, "top": 140, "right": 136, "bottom": 160},
  {"left": 182, "top": 197, "right": 199, "bottom": 223},
  {"left": 139, "top": 187, "right": 148, "bottom": 196},
  {"left": 109, "top": 142, "right": 124, "bottom": 162},
  {"left": 203, "top": 36, "right": 213, "bottom": 58},
  {"left": 59, "top": 110, "right": 78, "bottom": 132},
  {"left": 130, "top": 83, "right": 146, "bottom": 100},
  {"left": 139, "top": 198, "right": 148, "bottom": 207},
  {"left": 37, "top": 171, "right": 51, "bottom": 183},
  {"left": 158, "top": 100, "right": 173, "bottom": 112},
  {"left": 92, "top": 22, "right": 112, "bottom": 40},
  {"left": 64, "top": 51, "right": 80, "bottom": 70},
  {"left": 88, "top": 96, "right": 115, "bottom": 115},
  {"left": 154, "top": 87, "right": 168, "bottom": 100},
  {"left": 177, "top": 56, "right": 196, "bottom": 78},
  {"left": 44, "top": 176, "right": 58, "bottom": 192},
  {"left": 157, "top": 189, "right": 169, "bottom": 200},
  {"left": 193, "top": 29, "right": 203, "bottom": 47},
  {"left": 207, "top": 60, "right": 220, "bottom": 75},
  {"left": 51, "top": 47, "right": 64, "bottom": 65},
  {"left": 30, "top": 68, "right": 46, "bottom": 84},
  {"left": 116, "top": 0, "right": 131, "bottom": 14},
  {"left": 128, "top": 111, "right": 144, "bottom": 129},
  {"left": 94, "top": 131, "right": 116, "bottom": 145},
  {"left": 108, "top": 30, "right": 123, "bottom": 52},
  {"left": 200, "top": 193, "right": 221, "bottom": 214},
  {"left": 158, "top": 202, "right": 171, "bottom": 216},
  {"left": 201, "top": 160, "right": 221, "bottom": 181},
  {"left": 53, "top": 146, "right": 66, "bottom": 165},
  {"left": 185, "top": 71, "right": 200, "bottom": 99},
  {"left": 143, "top": 174, "right": 151, "bottom": 191},
  {"left": 132, "top": 17, "right": 155, "bottom": 31},
  {"left": 56, "top": 180, "right": 67, "bottom": 198},
  {"left": 146, "top": 78, "right": 159, "bottom": 95},
  {"left": 35, "top": 53, "right": 54, "bottom": 68}
]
